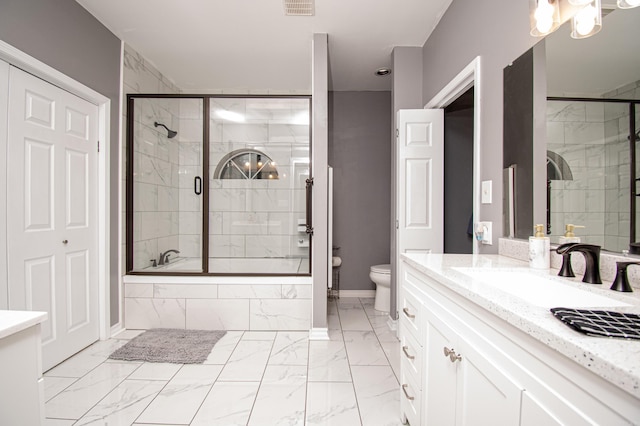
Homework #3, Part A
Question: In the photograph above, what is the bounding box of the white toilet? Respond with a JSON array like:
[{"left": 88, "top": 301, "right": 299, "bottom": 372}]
[{"left": 370, "top": 264, "right": 391, "bottom": 312}]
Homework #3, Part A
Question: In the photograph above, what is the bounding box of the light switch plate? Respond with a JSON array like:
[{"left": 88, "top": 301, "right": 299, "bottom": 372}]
[
  {"left": 478, "top": 221, "right": 492, "bottom": 245},
  {"left": 481, "top": 180, "right": 492, "bottom": 204}
]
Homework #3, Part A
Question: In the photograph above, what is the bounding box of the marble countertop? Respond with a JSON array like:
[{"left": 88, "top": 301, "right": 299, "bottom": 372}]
[
  {"left": 401, "top": 253, "right": 640, "bottom": 399},
  {"left": 0, "top": 310, "right": 47, "bottom": 340}
]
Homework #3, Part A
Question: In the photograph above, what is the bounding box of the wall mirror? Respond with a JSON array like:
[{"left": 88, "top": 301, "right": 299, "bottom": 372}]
[{"left": 504, "top": 6, "right": 640, "bottom": 253}]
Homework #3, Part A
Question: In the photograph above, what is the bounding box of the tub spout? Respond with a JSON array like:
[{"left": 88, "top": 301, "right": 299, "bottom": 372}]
[{"left": 159, "top": 249, "right": 180, "bottom": 266}]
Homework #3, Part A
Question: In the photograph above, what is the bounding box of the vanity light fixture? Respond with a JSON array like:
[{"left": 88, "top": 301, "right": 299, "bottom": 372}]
[
  {"left": 571, "top": 0, "right": 602, "bottom": 38},
  {"left": 617, "top": 0, "right": 640, "bottom": 7},
  {"left": 531, "top": 0, "right": 561, "bottom": 36}
]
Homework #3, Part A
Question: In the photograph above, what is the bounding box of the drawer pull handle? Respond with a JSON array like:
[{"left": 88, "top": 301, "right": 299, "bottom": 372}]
[
  {"left": 402, "top": 346, "right": 415, "bottom": 360},
  {"left": 443, "top": 346, "right": 462, "bottom": 363},
  {"left": 402, "top": 307, "right": 415, "bottom": 319},
  {"left": 402, "top": 384, "right": 415, "bottom": 401}
]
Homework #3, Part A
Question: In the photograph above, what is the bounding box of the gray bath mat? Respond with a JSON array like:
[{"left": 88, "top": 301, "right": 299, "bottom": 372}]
[{"left": 109, "top": 328, "right": 227, "bottom": 364}]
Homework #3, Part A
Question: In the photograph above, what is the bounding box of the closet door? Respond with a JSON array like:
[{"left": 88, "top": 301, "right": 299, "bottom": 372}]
[
  {"left": 7, "top": 66, "right": 99, "bottom": 371},
  {"left": 0, "top": 59, "right": 8, "bottom": 310}
]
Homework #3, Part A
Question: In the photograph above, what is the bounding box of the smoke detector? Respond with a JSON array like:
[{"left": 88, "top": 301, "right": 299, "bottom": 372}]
[{"left": 284, "top": 0, "right": 314, "bottom": 16}]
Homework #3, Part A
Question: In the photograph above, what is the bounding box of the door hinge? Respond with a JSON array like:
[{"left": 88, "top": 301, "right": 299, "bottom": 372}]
[
  {"left": 396, "top": 128, "right": 399, "bottom": 138},
  {"left": 396, "top": 220, "right": 399, "bottom": 229},
  {"left": 97, "top": 140, "right": 100, "bottom": 152},
  {"left": 306, "top": 177, "right": 314, "bottom": 187}
]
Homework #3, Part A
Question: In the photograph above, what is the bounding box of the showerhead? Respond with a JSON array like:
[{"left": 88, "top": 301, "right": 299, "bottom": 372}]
[{"left": 154, "top": 121, "right": 177, "bottom": 139}]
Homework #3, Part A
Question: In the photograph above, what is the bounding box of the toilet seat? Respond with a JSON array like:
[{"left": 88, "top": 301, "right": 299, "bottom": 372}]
[{"left": 371, "top": 264, "right": 391, "bottom": 275}]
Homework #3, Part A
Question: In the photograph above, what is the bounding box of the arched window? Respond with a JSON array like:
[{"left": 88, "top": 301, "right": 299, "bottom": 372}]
[{"left": 214, "top": 149, "right": 279, "bottom": 180}]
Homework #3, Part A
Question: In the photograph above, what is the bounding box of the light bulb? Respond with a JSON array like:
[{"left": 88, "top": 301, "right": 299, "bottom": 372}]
[
  {"left": 244, "top": 161, "right": 250, "bottom": 168},
  {"left": 575, "top": 4, "right": 597, "bottom": 36},
  {"left": 535, "top": 0, "right": 555, "bottom": 34}
]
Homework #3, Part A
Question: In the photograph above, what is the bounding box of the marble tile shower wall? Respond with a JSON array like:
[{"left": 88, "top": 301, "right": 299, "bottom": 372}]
[
  {"left": 209, "top": 98, "right": 310, "bottom": 260},
  {"left": 122, "top": 44, "right": 182, "bottom": 271},
  {"left": 547, "top": 100, "right": 606, "bottom": 246},
  {"left": 602, "top": 80, "right": 640, "bottom": 252}
]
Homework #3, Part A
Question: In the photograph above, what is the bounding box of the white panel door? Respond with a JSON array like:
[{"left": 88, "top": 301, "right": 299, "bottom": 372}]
[
  {"left": 396, "top": 109, "right": 444, "bottom": 265},
  {"left": 7, "top": 66, "right": 99, "bottom": 371}
]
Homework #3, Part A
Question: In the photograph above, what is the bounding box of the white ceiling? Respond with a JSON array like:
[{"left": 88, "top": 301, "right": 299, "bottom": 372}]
[
  {"left": 75, "top": 0, "right": 453, "bottom": 93},
  {"left": 546, "top": 6, "right": 640, "bottom": 97}
]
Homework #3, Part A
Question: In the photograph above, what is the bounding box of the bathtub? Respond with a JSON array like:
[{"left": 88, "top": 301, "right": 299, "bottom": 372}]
[{"left": 125, "top": 257, "right": 313, "bottom": 331}]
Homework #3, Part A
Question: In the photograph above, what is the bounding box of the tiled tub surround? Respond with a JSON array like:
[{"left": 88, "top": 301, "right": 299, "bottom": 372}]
[
  {"left": 124, "top": 275, "right": 312, "bottom": 331},
  {"left": 401, "top": 252, "right": 640, "bottom": 402}
]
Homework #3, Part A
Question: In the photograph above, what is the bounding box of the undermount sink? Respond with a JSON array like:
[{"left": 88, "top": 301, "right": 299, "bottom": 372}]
[{"left": 453, "top": 268, "right": 631, "bottom": 309}]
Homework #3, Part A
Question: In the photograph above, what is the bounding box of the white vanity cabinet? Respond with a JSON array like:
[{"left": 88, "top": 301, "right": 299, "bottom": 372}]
[{"left": 399, "top": 258, "right": 640, "bottom": 426}]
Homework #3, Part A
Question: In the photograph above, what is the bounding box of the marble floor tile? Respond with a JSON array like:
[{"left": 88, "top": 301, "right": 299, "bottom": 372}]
[
  {"left": 269, "top": 331, "right": 309, "bottom": 365},
  {"left": 343, "top": 330, "right": 389, "bottom": 366},
  {"left": 308, "top": 340, "right": 351, "bottom": 382},
  {"left": 45, "top": 362, "right": 140, "bottom": 420},
  {"left": 327, "top": 312, "right": 342, "bottom": 331},
  {"left": 248, "top": 381, "right": 307, "bottom": 426},
  {"left": 381, "top": 339, "right": 401, "bottom": 381},
  {"left": 135, "top": 364, "right": 223, "bottom": 425},
  {"left": 45, "top": 339, "right": 128, "bottom": 378},
  {"left": 191, "top": 381, "right": 260, "bottom": 426},
  {"left": 338, "top": 301, "right": 372, "bottom": 331},
  {"left": 74, "top": 379, "right": 165, "bottom": 426},
  {"left": 351, "top": 365, "right": 402, "bottom": 426},
  {"left": 262, "top": 365, "right": 307, "bottom": 384},
  {"left": 43, "top": 376, "right": 77, "bottom": 402},
  {"left": 126, "top": 362, "right": 182, "bottom": 380},
  {"left": 44, "top": 419, "right": 75, "bottom": 425},
  {"left": 218, "top": 339, "right": 273, "bottom": 381},
  {"left": 111, "top": 329, "right": 144, "bottom": 340},
  {"left": 305, "top": 382, "right": 361, "bottom": 425},
  {"left": 242, "top": 331, "right": 277, "bottom": 340},
  {"left": 203, "top": 330, "right": 243, "bottom": 364}
]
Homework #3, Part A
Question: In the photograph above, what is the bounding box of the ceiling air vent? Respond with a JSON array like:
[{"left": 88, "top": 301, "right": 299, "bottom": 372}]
[{"left": 283, "top": 0, "right": 314, "bottom": 16}]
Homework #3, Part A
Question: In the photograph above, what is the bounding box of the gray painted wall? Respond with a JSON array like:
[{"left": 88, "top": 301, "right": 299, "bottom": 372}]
[
  {"left": 0, "top": 0, "right": 122, "bottom": 325},
  {"left": 329, "top": 91, "right": 392, "bottom": 291},
  {"left": 421, "top": 0, "right": 539, "bottom": 252}
]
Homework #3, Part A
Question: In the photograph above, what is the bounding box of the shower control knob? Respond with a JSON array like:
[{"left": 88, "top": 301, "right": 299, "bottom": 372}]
[{"left": 62, "top": 239, "right": 68, "bottom": 244}]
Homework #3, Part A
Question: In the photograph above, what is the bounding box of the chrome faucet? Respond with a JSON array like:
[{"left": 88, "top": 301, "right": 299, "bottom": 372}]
[
  {"left": 556, "top": 243, "right": 602, "bottom": 284},
  {"left": 158, "top": 249, "right": 180, "bottom": 266}
]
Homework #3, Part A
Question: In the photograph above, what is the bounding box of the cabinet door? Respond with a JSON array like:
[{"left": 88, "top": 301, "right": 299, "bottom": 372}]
[
  {"left": 424, "top": 317, "right": 458, "bottom": 426},
  {"left": 456, "top": 337, "right": 523, "bottom": 426}
]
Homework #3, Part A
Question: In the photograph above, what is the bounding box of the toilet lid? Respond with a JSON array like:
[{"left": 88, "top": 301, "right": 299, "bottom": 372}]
[{"left": 371, "top": 264, "right": 391, "bottom": 274}]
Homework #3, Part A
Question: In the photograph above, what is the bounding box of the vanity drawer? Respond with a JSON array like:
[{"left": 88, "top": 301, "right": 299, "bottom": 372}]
[
  {"left": 400, "top": 362, "right": 422, "bottom": 426},
  {"left": 400, "top": 323, "right": 423, "bottom": 380},
  {"left": 400, "top": 275, "right": 425, "bottom": 340}
]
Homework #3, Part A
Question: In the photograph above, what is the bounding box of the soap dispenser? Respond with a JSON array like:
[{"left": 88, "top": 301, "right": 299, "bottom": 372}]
[
  {"left": 529, "top": 224, "right": 550, "bottom": 269},
  {"left": 558, "top": 224, "right": 584, "bottom": 244}
]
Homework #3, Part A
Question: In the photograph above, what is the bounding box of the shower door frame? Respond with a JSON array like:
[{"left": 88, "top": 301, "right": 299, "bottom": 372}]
[
  {"left": 126, "top": 94, "right": 313, "bottom": 276},
  {"left": 547, "top": 96, "right": 640, "bottom": 251}
]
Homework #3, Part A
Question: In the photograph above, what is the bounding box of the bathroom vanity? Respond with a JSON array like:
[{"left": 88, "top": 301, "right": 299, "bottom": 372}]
[
  {"left": 399, "top": 253, "right": 640, "bottom": 426},
  {"left": 0, "top": 310, "right": 47, "bottom": 425}
]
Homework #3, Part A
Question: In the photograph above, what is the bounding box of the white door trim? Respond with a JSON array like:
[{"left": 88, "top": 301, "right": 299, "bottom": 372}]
[
  {"left": 424, "top": 56, "right": 481, "bottom": 254},
  {"left": 0, "top": 40, "right": 111, "bottom": 340}
]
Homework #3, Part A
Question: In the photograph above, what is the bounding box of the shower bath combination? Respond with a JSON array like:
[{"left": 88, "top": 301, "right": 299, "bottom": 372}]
[{"left": 154, "top": 121, "right": 177, "bottom": 138}]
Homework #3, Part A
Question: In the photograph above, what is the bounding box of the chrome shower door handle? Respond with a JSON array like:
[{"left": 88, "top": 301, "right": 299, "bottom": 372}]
[{"left": 194, "top": 176, "right": 202, "bottom": 195}]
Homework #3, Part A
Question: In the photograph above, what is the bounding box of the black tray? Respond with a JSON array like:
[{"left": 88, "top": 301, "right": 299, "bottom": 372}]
[{"left": 550, "top": 308, "right": 640, "bottom": 340}]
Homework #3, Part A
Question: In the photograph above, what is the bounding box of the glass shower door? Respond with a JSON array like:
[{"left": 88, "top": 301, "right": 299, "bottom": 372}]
[
  {"left": 128, "top": 97, "right": 204, "bottom": 273},
  {"left": 208, "top": 97, "right": 311, "bottom": 274}
]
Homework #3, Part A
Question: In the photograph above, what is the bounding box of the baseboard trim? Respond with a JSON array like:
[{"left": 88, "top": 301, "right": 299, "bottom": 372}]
[
  {"left": 309, "top": 327, "right": 330, "bottom": 341},
  {"left": 387, "top": 317, "right": 398, "bottom": 331},
  {"left": 339, "top": 290, "right": 376, "bottom": 298}
]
